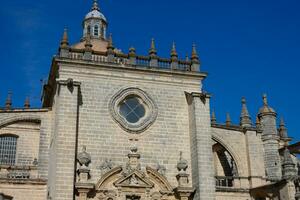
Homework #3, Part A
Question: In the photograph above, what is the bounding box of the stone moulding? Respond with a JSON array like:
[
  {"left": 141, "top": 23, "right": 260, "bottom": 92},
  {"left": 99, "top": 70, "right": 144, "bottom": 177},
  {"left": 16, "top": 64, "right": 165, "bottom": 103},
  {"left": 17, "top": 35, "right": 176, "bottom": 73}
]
[{"left": 109, "top": 87, "right": 158, "bottom": 134}]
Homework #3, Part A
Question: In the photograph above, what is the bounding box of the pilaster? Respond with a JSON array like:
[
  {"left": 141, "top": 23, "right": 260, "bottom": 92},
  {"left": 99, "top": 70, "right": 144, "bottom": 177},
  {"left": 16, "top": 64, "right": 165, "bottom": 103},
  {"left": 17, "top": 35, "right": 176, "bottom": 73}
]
[
  {"left": 52, "top": 78, "right": 81, "bottom": 200},
  {"left": 187, "top": 92, "right": 215, "bottom": 200}
]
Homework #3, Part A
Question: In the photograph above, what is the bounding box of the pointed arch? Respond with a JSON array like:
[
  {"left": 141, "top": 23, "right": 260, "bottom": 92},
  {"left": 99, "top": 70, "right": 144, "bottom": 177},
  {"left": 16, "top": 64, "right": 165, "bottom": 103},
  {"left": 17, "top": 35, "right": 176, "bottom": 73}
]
[{"left": 212, "top": 134, "right": 243, "bottom": 177}]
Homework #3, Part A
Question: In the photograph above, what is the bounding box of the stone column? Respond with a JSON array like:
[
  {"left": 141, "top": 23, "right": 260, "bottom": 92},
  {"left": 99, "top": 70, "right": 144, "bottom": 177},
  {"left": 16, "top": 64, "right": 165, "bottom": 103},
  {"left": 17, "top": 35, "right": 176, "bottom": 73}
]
[
  {"left": 187, "top": 92, "right": 215, "bottom": 200},
  {"left": 52, "top": 78, "right": 81, "bottom": 200}
]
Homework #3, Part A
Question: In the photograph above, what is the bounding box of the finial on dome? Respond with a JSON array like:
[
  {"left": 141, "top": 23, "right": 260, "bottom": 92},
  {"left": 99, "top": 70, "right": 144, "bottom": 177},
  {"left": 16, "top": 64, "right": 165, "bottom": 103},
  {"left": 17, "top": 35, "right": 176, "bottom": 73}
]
[
  {"left": 259, "top": 94, "right": 276, "bottom": 115},
  {"left": 92, "top": 0, "right": 100, "bottom": 11},
  {"left": 263, "top": 94, "right": 268, "bottom": 106}
]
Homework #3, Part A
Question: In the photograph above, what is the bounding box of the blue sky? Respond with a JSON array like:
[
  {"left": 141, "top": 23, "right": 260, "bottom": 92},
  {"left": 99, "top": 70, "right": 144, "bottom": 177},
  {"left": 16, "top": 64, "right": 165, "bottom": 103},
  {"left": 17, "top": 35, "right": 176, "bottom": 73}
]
[{"left": 0, "top": 0, "right": 299, "bottom": 141}]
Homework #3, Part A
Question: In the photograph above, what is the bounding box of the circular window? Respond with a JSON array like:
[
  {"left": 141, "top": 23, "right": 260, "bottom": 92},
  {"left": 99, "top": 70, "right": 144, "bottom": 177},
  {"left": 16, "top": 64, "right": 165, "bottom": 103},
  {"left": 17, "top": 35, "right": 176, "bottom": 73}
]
[
  {"left": 119, "top": 96, "right": 146, "bottom": 124},
  {"left": 109, "top": 88, "right": 158, "bottom": 134}
]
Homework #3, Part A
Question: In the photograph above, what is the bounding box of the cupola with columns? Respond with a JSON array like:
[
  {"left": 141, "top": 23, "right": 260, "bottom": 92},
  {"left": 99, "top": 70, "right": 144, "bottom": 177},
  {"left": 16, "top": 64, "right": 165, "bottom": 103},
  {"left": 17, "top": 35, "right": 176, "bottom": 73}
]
[{"left": 83, "top": 0, "right": 107, "bottom": 40}]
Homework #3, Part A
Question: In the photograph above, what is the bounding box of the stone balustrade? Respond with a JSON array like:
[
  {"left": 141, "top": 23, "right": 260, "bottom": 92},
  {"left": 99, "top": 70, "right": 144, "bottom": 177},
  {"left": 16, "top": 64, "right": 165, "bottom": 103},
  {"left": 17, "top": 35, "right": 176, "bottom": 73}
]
[
  {"left": 215, "top": 176, "right": 249, "bottom": 191},
  {"left": 65, "top": 48, "right": 195, "bottom": 72},
  {"left": 0, "top": 165, "right": 38, "bottom": 180}
]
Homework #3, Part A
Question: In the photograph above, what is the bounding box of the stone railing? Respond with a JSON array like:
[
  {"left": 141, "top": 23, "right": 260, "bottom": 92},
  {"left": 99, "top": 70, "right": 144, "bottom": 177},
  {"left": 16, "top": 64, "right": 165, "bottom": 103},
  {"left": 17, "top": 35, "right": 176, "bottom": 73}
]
[
  {"left": 64, "top": 48, "right": 197, "bottom": 72},
  {"left": 215, "top": 176, "right": 248, "bottom": 191},
  {"left": 216, "top": 176, "right": 234, "bottom": 188},
  {"left": 0, "top": 165, "right": 38, "bottom": 180}
]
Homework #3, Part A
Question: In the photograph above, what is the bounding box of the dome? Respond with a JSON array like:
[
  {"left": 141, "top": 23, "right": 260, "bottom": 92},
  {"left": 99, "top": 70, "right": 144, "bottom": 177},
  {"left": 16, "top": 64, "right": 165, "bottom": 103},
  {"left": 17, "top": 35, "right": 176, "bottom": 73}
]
[
  {"left": 258, "top": 94, "right": 276, "bottom": 115},
  {"left": 85, "top": 9, "right": 107, "bottom": 22}
]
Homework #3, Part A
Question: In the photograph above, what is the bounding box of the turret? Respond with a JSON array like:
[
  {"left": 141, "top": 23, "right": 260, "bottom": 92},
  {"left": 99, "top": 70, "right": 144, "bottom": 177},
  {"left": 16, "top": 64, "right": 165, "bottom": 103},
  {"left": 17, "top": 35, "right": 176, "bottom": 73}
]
[{"left": 258, "top": 94, "right": 282, "bottom": 181}]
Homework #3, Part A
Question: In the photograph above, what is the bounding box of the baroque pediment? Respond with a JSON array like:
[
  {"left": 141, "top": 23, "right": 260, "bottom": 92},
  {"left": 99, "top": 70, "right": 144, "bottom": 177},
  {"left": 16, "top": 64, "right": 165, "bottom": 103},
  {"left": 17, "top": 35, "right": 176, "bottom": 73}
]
[{"left": 114, "top": 170, "right": 154, "bottom": 188}]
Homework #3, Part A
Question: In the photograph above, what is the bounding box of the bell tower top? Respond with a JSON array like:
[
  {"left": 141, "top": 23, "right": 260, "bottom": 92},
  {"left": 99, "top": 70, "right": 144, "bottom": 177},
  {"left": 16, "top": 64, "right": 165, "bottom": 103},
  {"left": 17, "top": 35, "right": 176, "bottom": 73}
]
[{"left": 83, "top": 0, "right": 107, "bottom": 40}]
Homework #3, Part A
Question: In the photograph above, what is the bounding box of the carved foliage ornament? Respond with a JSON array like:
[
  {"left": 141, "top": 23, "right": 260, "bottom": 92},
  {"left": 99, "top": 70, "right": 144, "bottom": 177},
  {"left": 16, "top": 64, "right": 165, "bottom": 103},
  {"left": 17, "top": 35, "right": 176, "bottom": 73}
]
[{"left": 109, "top": 88, "right": 158, "bottom": 134}]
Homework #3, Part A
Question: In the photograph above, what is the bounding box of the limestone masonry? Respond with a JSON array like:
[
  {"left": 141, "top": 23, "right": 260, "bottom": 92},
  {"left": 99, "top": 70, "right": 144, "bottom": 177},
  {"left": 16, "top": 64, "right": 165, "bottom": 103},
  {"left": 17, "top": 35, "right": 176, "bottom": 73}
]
[{"left": 0, "top": 1, "right": 300, "bottom": 200}]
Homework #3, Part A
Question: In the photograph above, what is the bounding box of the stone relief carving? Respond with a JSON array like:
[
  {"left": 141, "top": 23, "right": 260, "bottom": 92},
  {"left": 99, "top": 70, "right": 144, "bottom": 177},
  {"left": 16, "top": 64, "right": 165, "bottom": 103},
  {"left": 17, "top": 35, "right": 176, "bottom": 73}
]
[{"left": 98, "top": 159, "right": 115, "bottom": 174}]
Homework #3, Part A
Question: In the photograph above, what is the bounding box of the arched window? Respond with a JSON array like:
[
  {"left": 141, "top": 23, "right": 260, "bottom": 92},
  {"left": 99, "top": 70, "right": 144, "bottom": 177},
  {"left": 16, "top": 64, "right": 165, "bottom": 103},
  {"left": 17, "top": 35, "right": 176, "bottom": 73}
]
[
  {"left": 87, "top": 25, "right": 91, "bottom": 35},
  {"left": 0, "top": 135, "right": 17, "bottom": 165},
  {"left": 94, "top": 25, "right": 99, "bottom": 36}
]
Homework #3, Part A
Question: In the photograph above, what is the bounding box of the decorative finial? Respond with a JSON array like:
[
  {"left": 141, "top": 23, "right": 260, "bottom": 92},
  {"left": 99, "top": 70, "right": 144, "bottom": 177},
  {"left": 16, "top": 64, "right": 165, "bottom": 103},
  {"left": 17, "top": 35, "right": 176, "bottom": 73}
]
[
  {"left": 60, "top": 28, "right": 69, "bottom": 49},
  {"left": 149, "top": 38, "right": 157, "bottom": 56},
  {"left": 263, "top": 94, "right": 268, "bottom": 106},
  {"left": 211, "top": 110, "right": 217, "bottom": 125},
  {"left": 279, "top": 117, "right": 289, "bottom": 139},
  {"left": 77, "top": 146, "right": 91, "bottom": 167},
  {"left": 171, "top": 42, "right": 178, "bottom": 57},
  {"left": 92, "top": 0, "right": 100, "bottom": 11},
  {"left": 107, "top": 33, "right": 114, "bottom": 49},
  {"left": 24, "top": 96, "right": 30, "bottom": 109},
  {"left": 85, "top": 33, "right": 93, "bottom": 51},
  {"left": 5, "top": 92, "right": 12, "bottom": 110},
  {"left": 191, "top": 43, "right": 199, "bottom": 61},
  {"left": 240, "top": 97, "right": 252, "bottom": 127},
  {"left": 129, "top": 47, "right": 136, "bottom": 57},
  {"left": 226, "top": 113, "right": 231, "bottom": 126},
  {"left": 177, "top": 151, "right": 188, "bottom": 172}
]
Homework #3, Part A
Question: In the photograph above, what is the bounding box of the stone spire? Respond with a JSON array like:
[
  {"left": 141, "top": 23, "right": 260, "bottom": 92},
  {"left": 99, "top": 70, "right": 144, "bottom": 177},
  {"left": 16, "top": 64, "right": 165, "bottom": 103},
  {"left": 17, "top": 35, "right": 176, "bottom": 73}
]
[
  {"left": 171, "top": 42, "right": 178, "bottom": 58},
  {"left": 282, "top": 146, "right": 297, "bottom": 180},
  {"left": 60, "top": 28, "right": 69, "bottom": 49},
  {"left": 211, "top": 110, "right": 217, "bottom": 125},
  {"left": 107, "top": 33, "right": 114, "bottom": 50},
  {"left": 279, "top": 117, "right": 290, "bottom": 140},
  {"left": 191, "top": 44, "right": 199, "bottom": 62},
  {"left": 91, "top": 0, "right": 100, "bottom": 11},
  {"left": 191, "top": 44, "right": 200, "bottom": 71},
  {"left": 240, "top": 97, "right": 252, "bottom": 128},
  {"left": 24, "top": 97, "right": 30, "bottom": 109},
  {"left": 5, "top": 92, "right": 12, "bottom": 110},
  {"left": 149, "top": 38, "right": 157, "bottom": 57},
  {"left": 226, "top": 113, "right": 231, "bottom": 126}
]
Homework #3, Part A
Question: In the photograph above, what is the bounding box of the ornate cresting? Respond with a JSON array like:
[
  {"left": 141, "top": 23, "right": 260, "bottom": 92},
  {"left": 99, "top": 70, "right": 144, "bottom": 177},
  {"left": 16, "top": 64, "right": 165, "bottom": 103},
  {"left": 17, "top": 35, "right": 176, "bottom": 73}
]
[
  {"left": 75, "top": 146, "right": 94, "bottom": 200},
  {"left": 92, "top": 148, "right": 194, "bottom": 200}
]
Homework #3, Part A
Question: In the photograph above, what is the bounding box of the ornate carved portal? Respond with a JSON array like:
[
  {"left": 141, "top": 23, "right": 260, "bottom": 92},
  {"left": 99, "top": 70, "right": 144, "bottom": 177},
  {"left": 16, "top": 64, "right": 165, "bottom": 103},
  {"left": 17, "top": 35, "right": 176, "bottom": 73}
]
[{"left": 75, "top": 147, "right": 194, "bottom": 200}]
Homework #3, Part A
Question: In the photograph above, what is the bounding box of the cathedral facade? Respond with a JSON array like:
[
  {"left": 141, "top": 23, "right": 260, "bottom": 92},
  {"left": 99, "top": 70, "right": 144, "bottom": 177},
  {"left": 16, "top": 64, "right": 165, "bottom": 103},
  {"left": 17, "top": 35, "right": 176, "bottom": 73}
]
[{"left": 0, "top": 1, "right": 300, "bottom": 200}]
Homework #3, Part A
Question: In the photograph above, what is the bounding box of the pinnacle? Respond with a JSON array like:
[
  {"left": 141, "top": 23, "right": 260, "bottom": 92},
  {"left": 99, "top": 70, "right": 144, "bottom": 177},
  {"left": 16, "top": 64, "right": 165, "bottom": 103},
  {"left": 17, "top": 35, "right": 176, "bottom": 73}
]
[
  {"left": 149, "top": 38, "right": 157, "bottom": 55},
  {"left": 226, "top": 113, "right": 231, "bottom": 126}
]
